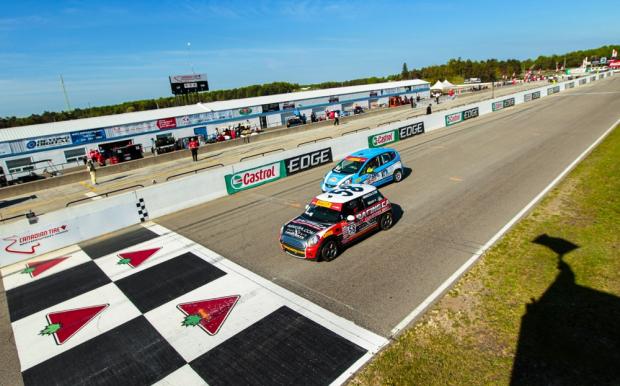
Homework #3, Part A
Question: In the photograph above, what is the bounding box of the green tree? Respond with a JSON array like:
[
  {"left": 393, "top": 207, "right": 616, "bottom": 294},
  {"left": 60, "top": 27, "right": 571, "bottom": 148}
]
[{"left": 401, "top": 62, "right": 409, "bottom": 79}]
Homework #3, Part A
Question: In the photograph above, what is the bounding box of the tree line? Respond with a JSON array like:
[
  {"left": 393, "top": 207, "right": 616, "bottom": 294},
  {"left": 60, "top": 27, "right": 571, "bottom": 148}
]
[{"left": 2, "top": 45, "right": 617, "bottom": 129}]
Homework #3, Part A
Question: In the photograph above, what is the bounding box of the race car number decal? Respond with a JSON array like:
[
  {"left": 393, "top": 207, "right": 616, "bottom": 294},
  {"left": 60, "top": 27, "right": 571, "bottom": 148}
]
[
  {"left": 342, "top": 223, "right": 356, "bottom": 239},
  {"left": 366, "top": 170, "right": 388, "bottom": 184},
  {"left": 330, "top": 186, "right": 364, "bottom": 196}
]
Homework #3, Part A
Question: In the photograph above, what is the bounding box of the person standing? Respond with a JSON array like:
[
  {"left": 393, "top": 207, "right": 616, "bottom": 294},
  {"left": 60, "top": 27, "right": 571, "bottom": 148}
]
[
  {"left": 426, "top": 104, "right": 432, "bottom": 115},
  {"left": 334, "top": 110, "right": 340, "bottom": 126},
  {"left": 410, "top": 98, "right": 415, "bottom": 109},
  {"left": 188, "top": 137, "right": 199, "bottom": 162},
  {"left": 86, "top": 158, "right": 97, "bottom": 185}
]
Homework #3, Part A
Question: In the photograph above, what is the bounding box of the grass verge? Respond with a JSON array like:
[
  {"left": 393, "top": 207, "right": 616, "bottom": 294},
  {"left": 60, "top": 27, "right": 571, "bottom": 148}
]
[{"left": 352, "top": 124, "right": 620, "bottom": 385}]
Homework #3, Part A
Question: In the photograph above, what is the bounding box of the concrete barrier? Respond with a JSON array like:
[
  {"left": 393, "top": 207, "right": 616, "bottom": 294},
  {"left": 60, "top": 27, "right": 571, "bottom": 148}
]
[{"left": 0, "top": 72, "right": 614, "bottom": 266}]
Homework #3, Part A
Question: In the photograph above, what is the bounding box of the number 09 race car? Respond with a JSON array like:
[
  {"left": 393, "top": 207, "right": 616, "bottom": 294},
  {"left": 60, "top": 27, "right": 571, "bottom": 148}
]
[{"left": 279, "top": 184, "right": 394, "bottom": 261}]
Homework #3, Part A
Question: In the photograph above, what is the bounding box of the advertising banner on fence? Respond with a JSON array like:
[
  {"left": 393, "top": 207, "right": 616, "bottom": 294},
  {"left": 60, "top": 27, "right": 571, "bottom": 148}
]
[
  {"left": 225, "top": 161, "right": 286, "bottom": 194},
  {"left": 547, "top": 86, "right": 560, "bottom": 95},
  {"left": 368, "top": 122, "right": 425, "bottom": 147},
  {"left": 492, "top": 98, "right": 515, "bottom": 111},
  {"left": 284, "top": 148, "right": 332, "bottom": 176},
  {"left": 445, "top": 112, "right": 463, "bottom": 126},
  {"left": 368, "top": 130, "right": 398, "bottom": 148},
  {"left": 462, "top": 107, "right": 479, "bottom": 121}
]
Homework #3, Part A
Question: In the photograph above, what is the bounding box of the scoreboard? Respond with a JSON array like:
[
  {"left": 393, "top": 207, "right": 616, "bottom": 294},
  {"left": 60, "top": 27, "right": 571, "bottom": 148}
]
[{"left": 169, "top": 73, "right": 209, "bottom": 95}]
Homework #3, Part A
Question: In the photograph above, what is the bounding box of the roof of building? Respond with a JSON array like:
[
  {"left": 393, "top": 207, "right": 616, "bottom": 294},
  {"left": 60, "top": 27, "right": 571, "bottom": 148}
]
[{"left": 0, "top": 79, "right": 429, "bottom": 143}]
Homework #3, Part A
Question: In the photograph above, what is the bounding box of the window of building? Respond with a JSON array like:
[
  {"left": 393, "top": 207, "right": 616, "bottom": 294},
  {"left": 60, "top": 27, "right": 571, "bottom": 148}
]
[
  {"left": 64, "top": 148, "right": 86, "bottom": 163},
  {"left": 262, "top": 103, "right": 280, "bottom": 112},
  {"left": 6, "top": 157, "right": 34, "bottom": 173}
]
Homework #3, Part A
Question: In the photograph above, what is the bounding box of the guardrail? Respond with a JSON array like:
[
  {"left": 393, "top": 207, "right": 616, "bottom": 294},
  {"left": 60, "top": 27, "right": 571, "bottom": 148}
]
[
  {"left": 166, "top": 164, "right": 225, "bottom": 181},
  {"left": 65, "top": 184, "right": 145, "bottom": 207},
  {"left": 297, "top": 137, "right": 333, "bottom": 147},
  {"left": 341, "top": 127, "right": 370, "bottom": 136},
  {"left": 240, "top": 148, "right": 285, "bottom": 162},
  {"left": 0, "top": 212, "right": 45, "bottom": 223},
  {"left": 378, "top": 120, "right": 397, "bottom": 126}
]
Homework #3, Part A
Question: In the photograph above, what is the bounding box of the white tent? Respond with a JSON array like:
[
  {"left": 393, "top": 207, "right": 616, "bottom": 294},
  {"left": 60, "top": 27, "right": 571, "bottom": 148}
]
[
  {"left": 442, "top": 80, "right": 455, "bottom": 89},
  {"left": 430, "top": 80, "right": 444, "bottom": 90}
]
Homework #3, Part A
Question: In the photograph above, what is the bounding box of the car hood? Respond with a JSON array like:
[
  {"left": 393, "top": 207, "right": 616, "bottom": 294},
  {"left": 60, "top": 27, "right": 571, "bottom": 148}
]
[
  {"left": 324, "top": 170, "right": 353, "bottom": 186},
  {"left": 282, "top": 216, "right": 332, "bottom": 240}
]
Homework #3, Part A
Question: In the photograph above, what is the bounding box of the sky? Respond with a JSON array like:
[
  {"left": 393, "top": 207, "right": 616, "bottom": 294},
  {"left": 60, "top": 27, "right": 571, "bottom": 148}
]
[{"left": 0, "top": 0, "right": 618, "bottom": 117}]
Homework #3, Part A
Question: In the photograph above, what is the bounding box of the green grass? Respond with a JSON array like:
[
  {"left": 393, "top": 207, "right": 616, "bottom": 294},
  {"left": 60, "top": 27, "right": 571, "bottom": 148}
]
[{"left": 352, "top": 125, "right": 620, "bottom": 385}]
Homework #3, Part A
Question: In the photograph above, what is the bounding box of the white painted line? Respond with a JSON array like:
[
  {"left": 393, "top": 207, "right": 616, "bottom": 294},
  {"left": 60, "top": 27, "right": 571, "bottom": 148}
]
[
  {"left": 390, "top": 117, "right": 620, "bottom": 337},
  {"left": 84, "top": 191, "right": 101, "bottom": 200}
]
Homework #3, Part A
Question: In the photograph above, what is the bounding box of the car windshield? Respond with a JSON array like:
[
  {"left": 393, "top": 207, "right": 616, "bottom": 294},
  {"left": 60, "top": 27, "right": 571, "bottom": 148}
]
[
  {"left": 333, "top": 158, "right": 364, "bottom": 174},
  {"left": 301, "top": 205, "right": 341, "bottom": 224}
]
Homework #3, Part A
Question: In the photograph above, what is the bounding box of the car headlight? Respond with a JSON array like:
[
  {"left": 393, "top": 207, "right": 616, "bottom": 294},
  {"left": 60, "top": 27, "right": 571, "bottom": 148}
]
[{"left": 306, "top": 235, "right": 320, "bottom": 247}]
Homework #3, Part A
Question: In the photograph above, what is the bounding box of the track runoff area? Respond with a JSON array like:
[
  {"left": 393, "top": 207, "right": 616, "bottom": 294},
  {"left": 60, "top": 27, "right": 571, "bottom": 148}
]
[{"left": 2, "top": 76, "right": 619, "bottom": 385}]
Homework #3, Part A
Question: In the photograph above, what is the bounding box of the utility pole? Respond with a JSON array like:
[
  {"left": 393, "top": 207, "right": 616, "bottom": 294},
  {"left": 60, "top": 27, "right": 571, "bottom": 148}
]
[{"left": 60, "top": 74, "right": 72, "bottom": 111}]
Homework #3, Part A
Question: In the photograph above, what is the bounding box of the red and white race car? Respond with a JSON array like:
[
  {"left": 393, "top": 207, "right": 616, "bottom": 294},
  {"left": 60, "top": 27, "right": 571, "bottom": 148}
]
[{"left": 279, "top": 184, "right": 394, "bottom": 260}]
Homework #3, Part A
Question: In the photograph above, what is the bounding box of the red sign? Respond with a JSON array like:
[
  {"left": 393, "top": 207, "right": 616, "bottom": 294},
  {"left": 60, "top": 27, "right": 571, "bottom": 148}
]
[
  {"left": 157, "top": 118, "right": 177, "bottom": 129},
  {"left": 177, "top": 295, "right": 240, "bottom": 335},
  {"left": 21, "top": 257, "right": 69, "bottom": 277},
  {"left": 608, "top": 60, "right": 620, "bottom": 68},
  {"left": 40, "top": 304, "right": 108, "bottom": 345},
  {"left": 117, "top": 247, "right": 161, "bottom": 268}
]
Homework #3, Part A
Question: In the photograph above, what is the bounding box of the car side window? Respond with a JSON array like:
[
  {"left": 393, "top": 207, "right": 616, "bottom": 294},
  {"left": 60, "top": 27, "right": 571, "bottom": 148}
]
[
  {"left": 362, "top": 191, "right": 384, "bottom": 207},
  {"left": 380, "top": 152, "right": 392, "bottom": 165},
  {"left": 363, "top": 157, "right": 380, "bottom": 174},
  {"left": 342, "top": 198, "right": 362, "bottom": 217}
]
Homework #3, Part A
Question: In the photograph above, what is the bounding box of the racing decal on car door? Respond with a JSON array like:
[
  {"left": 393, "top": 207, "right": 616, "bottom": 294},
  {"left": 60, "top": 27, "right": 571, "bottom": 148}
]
[{"left": 366, "top": 169, "right": 389, "bottom": 185}]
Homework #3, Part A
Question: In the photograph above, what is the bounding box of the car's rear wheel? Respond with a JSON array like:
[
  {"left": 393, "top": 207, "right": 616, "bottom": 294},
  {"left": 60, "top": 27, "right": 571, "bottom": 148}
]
[
  {"left": 380, "top": 212, "right": 394, "bottom": 230},
  {"left": 319, "top": 239, "right": 339, "bottom": 261},
  {"left": 394, "top": 169, "right": 403, "bottom": 183}
]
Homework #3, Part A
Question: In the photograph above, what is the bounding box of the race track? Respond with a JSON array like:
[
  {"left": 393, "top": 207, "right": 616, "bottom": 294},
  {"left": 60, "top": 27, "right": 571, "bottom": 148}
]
[{"left": 156, "top": 77, "right": 620, "bottom": 336}]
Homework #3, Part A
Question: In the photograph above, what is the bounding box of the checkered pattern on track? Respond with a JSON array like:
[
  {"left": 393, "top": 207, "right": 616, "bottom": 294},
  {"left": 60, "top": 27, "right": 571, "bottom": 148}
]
[{"left": 2, "top": 223, "right": 386, "bottom": 386}]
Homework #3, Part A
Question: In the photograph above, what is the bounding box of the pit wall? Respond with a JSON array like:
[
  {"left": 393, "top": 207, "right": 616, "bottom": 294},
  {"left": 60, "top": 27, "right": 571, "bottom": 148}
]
[{"left": 0, "top": 72, "right": 613, "bottom": 266}]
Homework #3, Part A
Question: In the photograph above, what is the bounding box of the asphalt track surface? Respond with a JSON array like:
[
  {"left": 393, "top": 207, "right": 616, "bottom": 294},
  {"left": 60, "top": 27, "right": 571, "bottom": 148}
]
[{"left": 156, "top": 77, "right": 620, "bottom": 337}]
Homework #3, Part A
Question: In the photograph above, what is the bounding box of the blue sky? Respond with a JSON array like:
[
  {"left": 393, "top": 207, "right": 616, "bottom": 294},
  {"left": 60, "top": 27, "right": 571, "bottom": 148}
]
[{"left": 1, "top": 0, "right": 618, "bottom": 117}]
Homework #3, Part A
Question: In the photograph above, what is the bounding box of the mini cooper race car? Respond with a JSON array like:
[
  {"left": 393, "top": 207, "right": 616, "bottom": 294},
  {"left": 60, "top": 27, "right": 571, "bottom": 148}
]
[
  {"left": 321, "top": 148, "right": 404, "bottom": 192},
  {"left": 279, "top": 184, "right": 394, "bottom": 260}
]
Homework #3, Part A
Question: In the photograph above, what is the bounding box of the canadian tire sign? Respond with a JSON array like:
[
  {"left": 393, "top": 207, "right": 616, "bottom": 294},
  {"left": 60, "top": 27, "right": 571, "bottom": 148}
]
[{"left": 225, "top": 161, "right": 286, "bottom": 194}]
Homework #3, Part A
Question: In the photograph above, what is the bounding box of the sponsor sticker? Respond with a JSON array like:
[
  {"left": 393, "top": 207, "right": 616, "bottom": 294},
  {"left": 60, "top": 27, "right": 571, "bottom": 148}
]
[
  {"left": 445, "top": 112, "right": 463, "bottom": 126},
  {"left": 225, "top": 161, "right": 285, "bottom": 194},
  {"left": 284, "top": 148, "right": 332, "bottom": 175},
  {"left": 3, "top": 224, "right": 69, "bottom": 255},
  {"left": 368, "top": 130, "right": 397, "bottom": 148}
]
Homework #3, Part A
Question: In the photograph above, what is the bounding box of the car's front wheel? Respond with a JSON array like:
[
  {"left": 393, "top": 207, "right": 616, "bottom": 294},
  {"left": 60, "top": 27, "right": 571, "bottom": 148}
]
[
  {"left": 319, "top": 239, "right": 339, "bottom": 261},
  {"left": 393, "top": 169, "right": 403, "bottom": 183},
  {"left": 380, "top": 212, "right": 394, "bottom": 230}
]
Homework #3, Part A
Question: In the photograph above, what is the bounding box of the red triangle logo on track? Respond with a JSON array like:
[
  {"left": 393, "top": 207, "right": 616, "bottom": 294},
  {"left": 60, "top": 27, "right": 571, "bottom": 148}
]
[
  {"left": 117, "top": 247, "right": 161, "bottom": 268},
  {"left": 21, "top": 257, "right": 69, "bottom": 278},
  {"left": 178, "top": 295, "right": 240, "bottom": 335},
  {"left": 40, "top": 304, "right": 109, "bottom": 345}
]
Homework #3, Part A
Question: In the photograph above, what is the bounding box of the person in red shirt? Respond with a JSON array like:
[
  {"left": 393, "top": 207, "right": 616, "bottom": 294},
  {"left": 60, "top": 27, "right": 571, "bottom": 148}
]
[{"left": 188, "top": 137, "right": 199, "bottom": 162}]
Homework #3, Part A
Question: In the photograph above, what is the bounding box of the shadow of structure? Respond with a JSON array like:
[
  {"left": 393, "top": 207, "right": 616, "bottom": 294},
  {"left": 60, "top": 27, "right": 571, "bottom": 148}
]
[
  {"left": 510, "top": 234, "right": 620, "bottom": 385},
  {"left": 0, "top": 194, "right": 37, "bottom": 209}
]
